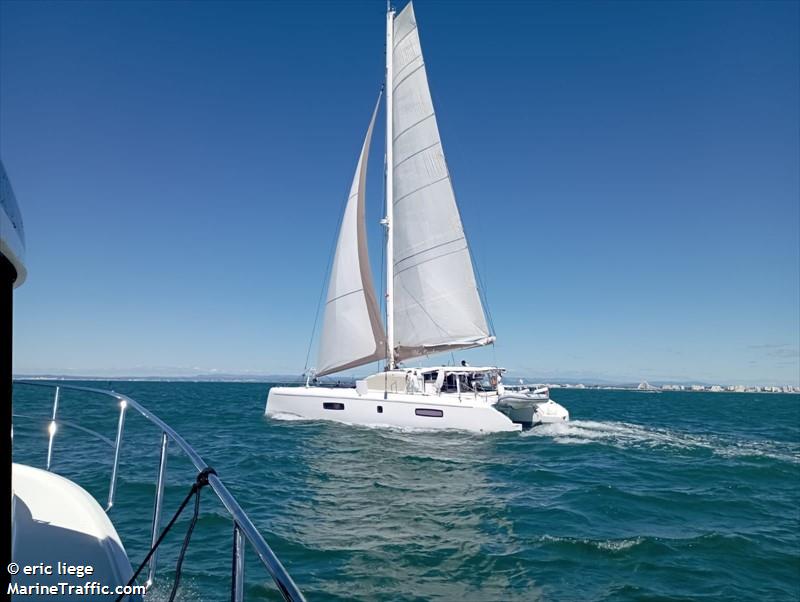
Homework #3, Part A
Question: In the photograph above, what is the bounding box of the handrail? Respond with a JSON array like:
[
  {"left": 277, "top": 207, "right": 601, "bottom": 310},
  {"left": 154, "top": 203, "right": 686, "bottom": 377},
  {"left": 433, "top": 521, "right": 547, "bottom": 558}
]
[{"left": 12, "top": 380, "right": 306, "bottom": 602}]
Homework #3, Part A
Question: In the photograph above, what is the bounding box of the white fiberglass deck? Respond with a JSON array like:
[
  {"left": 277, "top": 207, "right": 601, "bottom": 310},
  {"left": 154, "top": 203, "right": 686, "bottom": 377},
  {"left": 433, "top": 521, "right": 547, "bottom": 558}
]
[{"left": 11, "top": 463, "right": 136, "bottom": 600}]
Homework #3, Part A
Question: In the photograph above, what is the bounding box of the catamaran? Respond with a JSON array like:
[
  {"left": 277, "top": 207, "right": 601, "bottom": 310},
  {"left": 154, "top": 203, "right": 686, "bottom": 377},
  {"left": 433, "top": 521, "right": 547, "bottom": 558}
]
[{"left": 266, "top": 2, "right": 569, "bottom": 432}]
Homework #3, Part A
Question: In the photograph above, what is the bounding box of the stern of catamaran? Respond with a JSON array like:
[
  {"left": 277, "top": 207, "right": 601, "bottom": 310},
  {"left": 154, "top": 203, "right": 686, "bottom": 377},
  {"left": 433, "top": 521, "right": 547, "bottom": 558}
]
[{"left": 495, "top": 389, "right": 570, "bottom": 428}]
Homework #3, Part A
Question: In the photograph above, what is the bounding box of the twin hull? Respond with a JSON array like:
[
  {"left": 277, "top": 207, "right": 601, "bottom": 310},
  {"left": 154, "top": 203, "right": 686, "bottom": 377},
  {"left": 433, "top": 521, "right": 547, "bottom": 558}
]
[
  {"left": 495, "top": 397, "right": 570, "bottom": 426},
  {"left": 266, "top": 386, "right": 522, "bottom": 433}
]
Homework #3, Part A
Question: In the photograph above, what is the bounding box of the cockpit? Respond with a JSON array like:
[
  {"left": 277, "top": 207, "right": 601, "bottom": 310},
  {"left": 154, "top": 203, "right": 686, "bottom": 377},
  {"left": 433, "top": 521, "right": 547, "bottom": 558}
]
[{"left": 418, "top": 367, "right": 504, "bottom": 395}]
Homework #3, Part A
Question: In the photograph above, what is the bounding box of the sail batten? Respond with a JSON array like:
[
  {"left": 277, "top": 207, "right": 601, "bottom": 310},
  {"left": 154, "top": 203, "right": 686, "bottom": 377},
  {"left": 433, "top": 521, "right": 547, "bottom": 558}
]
[
  {"left": 390, "top": 1, "right": 493, "bottom": 363},
  {"left": 316, "top": 97, "right": 385, "bottom": 377}
]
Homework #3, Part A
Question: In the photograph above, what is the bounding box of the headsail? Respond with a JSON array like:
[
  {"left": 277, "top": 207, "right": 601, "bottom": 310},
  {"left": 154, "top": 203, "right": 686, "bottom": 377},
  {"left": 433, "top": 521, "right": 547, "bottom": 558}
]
[
  {"left": 390, "top": 2, "right": 493, "bottom": 362},
  {"left": 317, "top": 98, "right": 385, "bottom": 376}
]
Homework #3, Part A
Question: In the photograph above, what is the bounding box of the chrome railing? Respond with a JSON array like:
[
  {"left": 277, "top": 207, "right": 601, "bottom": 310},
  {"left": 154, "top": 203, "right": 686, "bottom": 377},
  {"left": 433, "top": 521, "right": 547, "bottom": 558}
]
[{"left": 12, "top": 380, "right": 306, "bottom": 602}]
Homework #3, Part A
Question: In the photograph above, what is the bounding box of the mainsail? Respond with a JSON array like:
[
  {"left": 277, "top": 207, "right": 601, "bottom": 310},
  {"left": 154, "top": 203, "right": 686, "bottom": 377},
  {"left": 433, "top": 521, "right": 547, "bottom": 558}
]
[
  {"left": 390, "top": 2, "right": 493, "bottom": 362},
  {"left": 316, "top": 99, "right": 385, "bottom": 376}
]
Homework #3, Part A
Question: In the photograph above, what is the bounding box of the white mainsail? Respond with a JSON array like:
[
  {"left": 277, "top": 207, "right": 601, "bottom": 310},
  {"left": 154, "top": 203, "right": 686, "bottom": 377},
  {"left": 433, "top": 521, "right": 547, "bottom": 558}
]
[
  {"left": 390, "top": 2, "right": 493, "bottom": 362},
  {"left": 316, "top": 99, "right": 385, "bottom": 377}
]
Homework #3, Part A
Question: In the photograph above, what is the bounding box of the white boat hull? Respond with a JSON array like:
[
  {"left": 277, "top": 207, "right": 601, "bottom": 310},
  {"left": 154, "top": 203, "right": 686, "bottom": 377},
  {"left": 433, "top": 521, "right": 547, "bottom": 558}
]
[
  {"left": 266, "top": 386, "right": 521, "bottom": 433},
  {"left": 495, "top": 397, "right": 570, "bottom": 427},
  {"left": 12, "top": 463, "right": 140, "bottom": 600}
]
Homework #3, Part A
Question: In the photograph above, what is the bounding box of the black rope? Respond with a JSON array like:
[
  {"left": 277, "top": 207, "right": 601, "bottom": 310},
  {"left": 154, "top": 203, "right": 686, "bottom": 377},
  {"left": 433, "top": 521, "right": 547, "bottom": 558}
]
[
  {"left": 230, "top": 526, "right": 238, "bottom": 602},
  {"left": 115, "top": 467, "right": 216, "bottom": 602}
]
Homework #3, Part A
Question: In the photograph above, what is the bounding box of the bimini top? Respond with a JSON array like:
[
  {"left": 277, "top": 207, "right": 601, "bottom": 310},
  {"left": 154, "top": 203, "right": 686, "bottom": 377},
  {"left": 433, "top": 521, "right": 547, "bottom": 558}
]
[
  {"left": 0, "top": 159, "right": 26, "bottom": 287},
  {"left": 404, "top": 366, "right": 505, "bottom": 375}
]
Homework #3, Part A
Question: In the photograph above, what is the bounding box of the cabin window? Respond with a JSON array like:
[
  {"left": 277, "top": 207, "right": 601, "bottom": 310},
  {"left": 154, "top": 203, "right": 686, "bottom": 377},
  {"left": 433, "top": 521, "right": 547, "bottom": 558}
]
[
  {"left": 323, "top": 402, "right": 345, "bottom": 411},
  {"left": 377, "top": 406, "right": 383, "bottom": 413},
  {"left": 423, "top": 371, "right": 439, "bottom": 382},
  {"left": 441, "top": 374, "right": 459, "bottom": 393},
  {"left": 415, "top": 408, "right": 444, "bottom": 418}
]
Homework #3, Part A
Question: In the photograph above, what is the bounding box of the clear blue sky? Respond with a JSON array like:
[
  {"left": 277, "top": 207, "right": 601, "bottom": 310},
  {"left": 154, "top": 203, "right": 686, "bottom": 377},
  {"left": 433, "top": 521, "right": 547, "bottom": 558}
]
[{"left": 2, "top": 0, "right": 798, "bottom": 385}]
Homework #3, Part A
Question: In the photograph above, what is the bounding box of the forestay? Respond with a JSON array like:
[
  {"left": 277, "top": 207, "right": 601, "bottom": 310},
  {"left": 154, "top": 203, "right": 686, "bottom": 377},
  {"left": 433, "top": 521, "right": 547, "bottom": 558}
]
[
  {"left": 317, "top": 98, "right": 385, "bottom": 376},
  {"left": 391, "top": 2, "right": 493, "bottom": 362}
]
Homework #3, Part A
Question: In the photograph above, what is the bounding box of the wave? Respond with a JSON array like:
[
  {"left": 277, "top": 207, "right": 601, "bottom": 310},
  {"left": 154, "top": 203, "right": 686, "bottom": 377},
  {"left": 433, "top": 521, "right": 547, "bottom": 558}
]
[
  {"left": 539, "top": 534, "right": 645, "bottom": 552},
  {"left": 535, "top": 532, "right": 771, "bottom": 556},
  {"left": 267, "top": 411, "right": 311, "bottom": 422},
  {"left": 525, "top": 420, "right": 800, "bottom": 463}
]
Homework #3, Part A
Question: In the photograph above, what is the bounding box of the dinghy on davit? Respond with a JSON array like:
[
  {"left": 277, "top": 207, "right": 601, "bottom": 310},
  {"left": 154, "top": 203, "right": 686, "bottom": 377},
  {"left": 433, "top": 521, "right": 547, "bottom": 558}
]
[{"left": 266, "top": 2, "right": 569, "bottom": 433}]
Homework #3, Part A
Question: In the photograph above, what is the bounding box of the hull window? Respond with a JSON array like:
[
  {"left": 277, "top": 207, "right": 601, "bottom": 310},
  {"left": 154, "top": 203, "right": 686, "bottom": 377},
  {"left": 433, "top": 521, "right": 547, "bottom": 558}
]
[
  {"left": 415, "top": 408, "right": 443, "bottom": 418},
  {"left": 323, "top": 402, "right": 345, "bottom": 410},
  {"left": 377, "top": 406, "right": 383, "bottom": 413}
]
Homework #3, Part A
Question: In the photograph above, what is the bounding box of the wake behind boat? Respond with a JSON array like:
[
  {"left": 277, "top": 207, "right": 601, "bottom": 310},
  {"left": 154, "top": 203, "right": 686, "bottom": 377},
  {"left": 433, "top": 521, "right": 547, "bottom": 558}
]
[{"left": 266, "top": 2, "right": 569, "bottom": 432}]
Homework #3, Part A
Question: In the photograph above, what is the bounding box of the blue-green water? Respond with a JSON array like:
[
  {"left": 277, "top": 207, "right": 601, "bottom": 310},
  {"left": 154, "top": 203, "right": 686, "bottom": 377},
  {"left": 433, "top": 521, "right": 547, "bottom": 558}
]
[{"left": 11, "top": 382, "right": 800, "bottom": 601}]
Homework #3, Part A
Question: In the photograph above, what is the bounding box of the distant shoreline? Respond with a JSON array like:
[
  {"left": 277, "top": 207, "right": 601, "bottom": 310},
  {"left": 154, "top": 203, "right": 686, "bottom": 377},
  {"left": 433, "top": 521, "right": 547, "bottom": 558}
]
[{"left": 12, "top": 375, "right": 800, "bottom": 394}]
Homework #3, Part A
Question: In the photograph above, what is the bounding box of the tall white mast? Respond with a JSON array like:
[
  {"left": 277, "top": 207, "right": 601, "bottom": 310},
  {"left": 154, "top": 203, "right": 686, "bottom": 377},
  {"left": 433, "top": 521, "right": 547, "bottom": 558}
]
[{"left": 385, "top": 3, "right": 396, "bottom": 370}]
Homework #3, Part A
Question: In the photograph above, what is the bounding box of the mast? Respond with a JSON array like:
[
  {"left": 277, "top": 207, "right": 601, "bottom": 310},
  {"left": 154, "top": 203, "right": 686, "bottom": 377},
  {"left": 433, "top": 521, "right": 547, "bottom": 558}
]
[
  {"left": 385, "top": 3, "right": 396, "bottom": 370},
  {"left": 385, "top": 2, "right": 494, "bottom": 363}
]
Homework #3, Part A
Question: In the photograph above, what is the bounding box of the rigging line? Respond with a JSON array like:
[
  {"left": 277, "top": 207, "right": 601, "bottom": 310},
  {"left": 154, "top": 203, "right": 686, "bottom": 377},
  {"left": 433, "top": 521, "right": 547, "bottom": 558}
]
[
  {"left": 115, "top": 468, "right": 215, "bottom": 602},
  {"left": 302, "top": 214, "right": 340, "bottom": 375},
  {"left": 167, "top": 485, "right": 201, "bottom": 602},
  {"left": 472, "top": 247, "right": 497, "bottom": 336},
  {"left": 383, "top": 0, "right": 390, "bottom": 382},
  {"left": 380, "top": 137, "right": 388, "bottom": 373}
]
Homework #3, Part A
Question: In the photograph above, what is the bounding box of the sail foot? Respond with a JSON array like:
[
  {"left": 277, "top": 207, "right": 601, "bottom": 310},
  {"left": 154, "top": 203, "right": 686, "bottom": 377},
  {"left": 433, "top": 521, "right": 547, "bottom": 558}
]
[{"left": 395, "top": 335, "right": 496, "bottom": 363}]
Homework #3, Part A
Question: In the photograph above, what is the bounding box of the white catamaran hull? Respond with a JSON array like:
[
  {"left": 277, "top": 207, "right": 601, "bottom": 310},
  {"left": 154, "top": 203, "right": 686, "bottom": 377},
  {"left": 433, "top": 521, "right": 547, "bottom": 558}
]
[
  {"left": 266, "top": 386, "right": 521, "bottom": 433},
  {"left": 495, "top": 397, "right": 570, "bottom": 427}
]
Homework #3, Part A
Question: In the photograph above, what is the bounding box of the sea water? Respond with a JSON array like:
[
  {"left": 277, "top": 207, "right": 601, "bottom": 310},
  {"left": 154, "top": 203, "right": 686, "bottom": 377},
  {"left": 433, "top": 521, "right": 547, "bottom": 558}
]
[{"left": 11, "top": 382, "right": 800, "bottom": 601}]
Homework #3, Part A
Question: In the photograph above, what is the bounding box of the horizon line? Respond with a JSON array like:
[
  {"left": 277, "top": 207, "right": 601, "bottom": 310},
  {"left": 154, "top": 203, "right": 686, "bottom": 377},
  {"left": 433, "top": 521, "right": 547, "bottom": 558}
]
[{"left": 12, "top": 371, "right": 800, "bottom": 389}]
